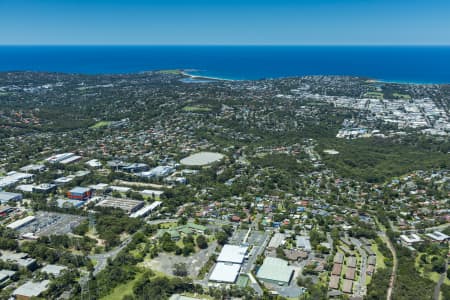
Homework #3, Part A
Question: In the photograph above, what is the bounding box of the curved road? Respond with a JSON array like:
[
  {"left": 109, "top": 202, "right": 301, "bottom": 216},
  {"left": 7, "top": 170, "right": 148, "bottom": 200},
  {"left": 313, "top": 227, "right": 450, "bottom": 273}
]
[
  {"left": 433, "top": 259, "right": 449, "bottom": 300},
  {"left": 384, "top": 233, "right": 397, "bottom": 300}
]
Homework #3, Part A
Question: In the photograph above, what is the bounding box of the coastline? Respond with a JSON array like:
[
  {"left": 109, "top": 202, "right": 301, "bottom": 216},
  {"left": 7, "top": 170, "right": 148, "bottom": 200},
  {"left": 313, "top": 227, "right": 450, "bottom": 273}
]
[{"left": 180, "top": 70, "right": 235, "bottom": 82}]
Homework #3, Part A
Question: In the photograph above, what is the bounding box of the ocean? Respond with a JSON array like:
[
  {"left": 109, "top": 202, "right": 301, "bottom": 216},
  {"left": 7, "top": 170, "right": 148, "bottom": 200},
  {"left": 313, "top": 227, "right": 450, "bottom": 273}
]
[{"left": 1, "top": 46, "right": 450, "bottom": 84}]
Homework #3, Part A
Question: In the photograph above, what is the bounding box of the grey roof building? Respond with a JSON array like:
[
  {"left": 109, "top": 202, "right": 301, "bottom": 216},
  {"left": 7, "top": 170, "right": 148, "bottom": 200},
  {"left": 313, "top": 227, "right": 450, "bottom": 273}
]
[
  {"left": 0, "top": 191, "right": 23, "bottom": 204},
  {"left": 256, "top": 257, "right": 295, "bottom": 286},
  {"left": 12, "top": 280, "right": 50, "bottom": 299}
]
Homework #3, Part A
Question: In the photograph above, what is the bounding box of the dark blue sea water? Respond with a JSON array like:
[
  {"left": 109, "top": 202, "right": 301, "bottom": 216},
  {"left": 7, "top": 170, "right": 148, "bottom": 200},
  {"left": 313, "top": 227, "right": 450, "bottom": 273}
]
[{"left": 1, "top": 46, "right": 450, "bottom": 84}]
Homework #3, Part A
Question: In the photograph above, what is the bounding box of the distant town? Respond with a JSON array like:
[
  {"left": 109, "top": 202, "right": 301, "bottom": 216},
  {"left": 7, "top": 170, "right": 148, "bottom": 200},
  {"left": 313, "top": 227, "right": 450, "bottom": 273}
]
[{"left": 0, "top": 71, "right": 449, "bottom": 300}]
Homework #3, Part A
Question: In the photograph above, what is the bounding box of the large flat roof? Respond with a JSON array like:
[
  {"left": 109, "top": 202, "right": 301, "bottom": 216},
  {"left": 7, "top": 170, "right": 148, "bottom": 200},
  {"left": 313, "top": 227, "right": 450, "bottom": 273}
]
[
  {"left": 217, "top": 244, "right": 248, "bottom": 264},
  {"left": 180, "top": 152, "right": 224, "bottom": 166},
  {"left": 256, "top": 257, "right": 295, "bottom": 284},
  {"left": 13, "top": 280, "right": 50, "bottom": 297},
  {"left": 209, "top": 262, "right": 241, "bottom": 283}
]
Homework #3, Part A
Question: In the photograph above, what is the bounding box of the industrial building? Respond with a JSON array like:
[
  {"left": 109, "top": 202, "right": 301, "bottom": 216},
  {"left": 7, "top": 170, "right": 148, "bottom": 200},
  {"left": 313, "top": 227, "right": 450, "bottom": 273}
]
[
  {"left": 12, "top": 280, "right": 50, "bottom": 300},
  {"left": 0, "top": 269, "right": 15, "bottom": 288},
  {"left": 217, "top": 244, "right": 248, "bottom": 264},
  {"left": 57, "top": 199, "right": 85, "bottom": 209},
  {"left": 267, "top": 233, "right": 286, "bottom": 249},
  {"left": 425, "top": 231, "right": 450, "bottom": 243},
  {"left": 0, "top": 172, "right": 34, "bottom": 189},
  {"left": 46, "top": 152, "right": 79, "bottom": 164},
  {"left": 6, "top": 216, "right": 36, "bottom": 230},
  {"left": 40, "top": 264, "right": 67, "bottom": 277},
  {"left": 0, "top": 191, "right": 23, "bottom": 204},
  {"left": 256, "top": 257, "right": 295, "bottom": 286},
  {"left": 209, "top": 262, "right": 241, "bottom": 283},
  {"left": 209, "top": 244, "right": 248, "bottom": 284},
  {"left": 95, "top": 197, "right": 144, "bottom": 213},
  {"left": 122, "top": 163, "right": 149, "bottom": 173},
  {"left": 0, "top": 205, "right": 15, "bottom": 218},
  {"left": 400, "top": 233, "right": 423, "bottom": 246},
  {"left": 130, "top": 201, "right": 162, "bottom": 218},
  {"left": 32, "top": 183, "right": 57, "bottom": 194},
  {"left": 19, "top": 164, "right": 46, "bottom": 173},
  {"left": 0, "top": 251, "right": 37, "bottom": 270},
  {"left": 140, "top": 166, "right": 175, "bottom": 178},
  {"left": 140, "top": 189, "right": 164, "bottom": 198},
  {"left": 67, "top": 187, "right": 93, "bottom": 201}
]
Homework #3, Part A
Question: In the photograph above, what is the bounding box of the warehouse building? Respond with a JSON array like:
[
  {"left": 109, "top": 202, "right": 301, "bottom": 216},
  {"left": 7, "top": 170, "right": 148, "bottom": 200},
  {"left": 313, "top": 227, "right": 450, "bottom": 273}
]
[
  {"left": 0, "top": 172, "right": 34, "bottom": 189},
  {"left": 6, "top": 216, "right": 36, "bottom": 230},
  {"left": 0, "top": 191, "right": 23, "bottom": 204},
  {"left": 256, "top": 257, "right": 295, "bottom": 286},
  {"left": 12, "top": 280, "right": 50, "bottom": 300},
  {"left": 209, "top": 262, "right": 241, "bottom": 283},
  {"left": 0, "top": 251, "right": 37, "bottom": 270},
  {"left": 209, "top": 244, "right": 248, "bottom": 284},
  {"left": 57, "top": 199, "right": 85, "bottom": 209},
  {"left": 96, "top": 197, "right": 144, "bottom": 214},
  {"left": 67, "top": 187, "right": 93, "bottom": 201},
  {"left": 33, "top": 183, "right": 57, "bottom": 194},
  {"left": 130, "top": 201, "right": 162, "bottom": 218},
  {"left": 217, "top": 244, "right": 248, "bottom": 264}
]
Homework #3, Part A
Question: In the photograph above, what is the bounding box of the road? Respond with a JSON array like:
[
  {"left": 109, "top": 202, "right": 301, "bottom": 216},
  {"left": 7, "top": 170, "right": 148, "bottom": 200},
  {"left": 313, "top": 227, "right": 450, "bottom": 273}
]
[
  {"left": 349, "top": 237, "right": 368, "bottom": 297},
  {"left": 433, "top": 258, "right": 449, "bottom": 300},
  {"left": 380, "top": 231, "right": 397, "bottom": 300},
  {"left": 90, "top": 236, "right": 133, "bottom": 275}
]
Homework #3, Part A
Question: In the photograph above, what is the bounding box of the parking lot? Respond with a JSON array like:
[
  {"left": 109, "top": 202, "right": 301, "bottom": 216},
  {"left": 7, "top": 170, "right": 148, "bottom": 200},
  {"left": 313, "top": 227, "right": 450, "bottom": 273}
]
[{"left": 18, "top": 211, "right": 86, "bottom": 237}]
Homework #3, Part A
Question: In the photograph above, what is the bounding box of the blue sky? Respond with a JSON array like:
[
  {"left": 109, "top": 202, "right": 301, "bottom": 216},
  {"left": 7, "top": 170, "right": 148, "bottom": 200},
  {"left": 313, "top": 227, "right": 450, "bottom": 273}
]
[{"left": 0, "top": 0, "right": 449, "bottom": 45}]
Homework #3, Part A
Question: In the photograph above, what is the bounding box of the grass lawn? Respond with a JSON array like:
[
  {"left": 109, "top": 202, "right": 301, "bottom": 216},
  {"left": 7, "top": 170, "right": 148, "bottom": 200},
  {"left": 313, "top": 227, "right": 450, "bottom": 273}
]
[
  {"left": 392, "top": 93, "right": 411, "bottom": 100},
  {"left": 100, "top": 271, "right": 144, "bottom": 300},
  {"left": 90, "top": 121, "right": 111, "bottom": 128},
  {"left": 157, "top": 69, "right": 182, "bottom": 75},
  {"left": 414, "top": 254, "right": 441, "bottom": 283},
  {"left": 371, "top": 244, "right": 386, "bottom": 270},
  {"left": 182, "top": 105, "right": 212, "bottom": 112},
  {"left": 364, "top": 92, "right": 384, "bottom": 99}
]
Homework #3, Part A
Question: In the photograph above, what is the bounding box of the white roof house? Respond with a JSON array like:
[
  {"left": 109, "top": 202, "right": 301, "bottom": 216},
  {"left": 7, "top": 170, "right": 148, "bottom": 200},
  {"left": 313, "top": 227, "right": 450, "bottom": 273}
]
[
  {"left": 209, "top": 262, "right": 241, "bottom": 283},
  {"left": 426, "top": 231, "right": 450, "bottom": 242},
  {"left": 400, "top": 233, "right": 423, "bottom": 244},
  {"left": 296, "top": 236, "right": 312, "bottom": 252},
  {"left": 217, "top": 244, "right": 248, "bottom": 264}
]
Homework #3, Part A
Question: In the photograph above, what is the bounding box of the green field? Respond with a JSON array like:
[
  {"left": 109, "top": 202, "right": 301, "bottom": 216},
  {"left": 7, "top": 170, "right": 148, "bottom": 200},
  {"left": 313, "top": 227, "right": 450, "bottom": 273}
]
[
  {"left": 100, "top": 272, "right": 143, "bottom": 300},
  {"left": 182, "top": 105, "right": 212, "bottom": 112},
  {"left": 236, "top": 274, "right": 249, "bottom": 287},
  {"left": 364, "top": 92, "right": 384, "bottom": 99},
  {"left": 157, "top": 69, "right": 182, "bottom": 75},
  {"left": 392, "top": 93, "right": 412, "bottom": 100},
  {"left": 371, "top": 244, "right": 386, "bottom": 269},
  {"left": 91, "top": 121, "right": 112, "bottom": 128}
]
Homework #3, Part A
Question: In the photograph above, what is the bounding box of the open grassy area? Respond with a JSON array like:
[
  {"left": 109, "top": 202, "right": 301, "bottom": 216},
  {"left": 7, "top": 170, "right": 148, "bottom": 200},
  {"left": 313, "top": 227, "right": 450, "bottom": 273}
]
[
  {"left": 157, "top": 69, "right": 182, "bottom": 75},
  {"left": 90, "top": 121, "right": 111, "bottom": 128},
  {"left": 364, "top": 92, "right": 384, "bottom": 99},
  {"left": 414, "top": 254, "right": 441, "bottom": 283},
  {"left": 392, "top": 93, "right": 412, "bottom": 100},
  {"left": 371, "top": 244, "right": 386, "bottom": 269},
  {"left": 100, "top": 271, "right": 144, "bottom": 300},
  {"left": 182, "top": 105, "right": 212, "bottom": 112}
]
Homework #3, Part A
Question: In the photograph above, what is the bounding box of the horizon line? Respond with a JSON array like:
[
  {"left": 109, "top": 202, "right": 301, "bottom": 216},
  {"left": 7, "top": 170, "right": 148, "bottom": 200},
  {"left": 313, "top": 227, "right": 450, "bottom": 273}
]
[{"left": 1, "top": 44, "right": 450, "bottom": 47}]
